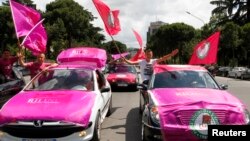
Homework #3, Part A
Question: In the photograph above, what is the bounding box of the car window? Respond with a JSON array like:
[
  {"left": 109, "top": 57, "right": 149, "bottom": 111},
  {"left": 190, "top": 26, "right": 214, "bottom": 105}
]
[
  {"left": 114, "top": 65, "right": 136, "bottom": 73},
  {"left": 25, "top": 69, "right": 93, "bottom": 91},
  {"left": 152, "top": 70, "right": 219, "bottom": 89}
]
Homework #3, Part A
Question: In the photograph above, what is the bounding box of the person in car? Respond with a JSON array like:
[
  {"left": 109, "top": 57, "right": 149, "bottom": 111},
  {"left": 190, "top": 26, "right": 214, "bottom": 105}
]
[
  {"left": 18, "top": 52, "right": 57, "bottom": 78},
  {"left": 0, "top": 49, "right": 19, "bottom": 80},
  {"left": 123, "top": 48, "right": 179, "bottom": 81}
]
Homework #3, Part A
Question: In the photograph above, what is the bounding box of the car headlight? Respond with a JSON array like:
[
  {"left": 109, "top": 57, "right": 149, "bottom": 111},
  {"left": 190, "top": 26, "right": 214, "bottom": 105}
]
[
  {"left": 244, "top": 109, "right": 250, "bottom": 124},
  {"left": 150, "top": 106, "right": 160, "bottom": 125}
]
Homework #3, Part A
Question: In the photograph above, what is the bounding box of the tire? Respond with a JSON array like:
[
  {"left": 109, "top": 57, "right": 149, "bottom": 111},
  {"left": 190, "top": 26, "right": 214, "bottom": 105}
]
[
  {"left": 91, "top": 112, "right": 101, "bottom": 141},
  {"left": 241, "top": 75, "right": 244, "bottom": 80},
  {"left": 141, "top": 124, "right": 149, "bottom": 141},
  {"left": 106, "top": 96, "right": 112, "bottom": 117},
  {"left": 139, "top": 95, "right": 143, "bottom": 114}
]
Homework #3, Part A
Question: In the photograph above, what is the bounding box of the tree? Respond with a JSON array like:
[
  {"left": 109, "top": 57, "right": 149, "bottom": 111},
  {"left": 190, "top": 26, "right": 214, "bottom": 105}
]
[
  {"left": 147, "top": 23, "right": 196, "bottom": 64},
  {"left": 240, "top": 23, "right": 250, "bottom": 66},
  {"left": 210, "top": 0, "right": 250, "bottom": 25},
  {"left": 219, "top": 22, "right": 241, "bottom": 66},
  {"left": 0, "top": 6, "right": 16, "bottom": 51},
  {"left": 44, "top": 0, "right": 104, "bottom": 48}
]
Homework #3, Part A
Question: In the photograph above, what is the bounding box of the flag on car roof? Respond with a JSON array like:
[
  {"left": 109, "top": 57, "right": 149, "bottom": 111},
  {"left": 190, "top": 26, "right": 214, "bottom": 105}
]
[
  {"left": 92, "top": 0, "right": 121, "bottom": 35},
  {"left": 189, "top": 31, "right": 220, "bottom": 65},
  {"left": 130, "top": 47, "right": 145, "bottom": 62},
  {"left": 130, "top": 29, "right": 145, "bottom": 61},
  {"left": 132, "top": 29, "right": 143, "bottom": 48},
  {"left": 9, "top": 0, "right": 41, "bottom": 38},
  {"left": 21, "top": 19, "right": 47, "bottom": 55}
]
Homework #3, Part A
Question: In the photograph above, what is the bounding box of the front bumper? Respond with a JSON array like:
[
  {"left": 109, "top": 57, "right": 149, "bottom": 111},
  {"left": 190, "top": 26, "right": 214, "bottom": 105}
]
[{"left": 0, "top": 123, "right": 94, "bottom": 141}]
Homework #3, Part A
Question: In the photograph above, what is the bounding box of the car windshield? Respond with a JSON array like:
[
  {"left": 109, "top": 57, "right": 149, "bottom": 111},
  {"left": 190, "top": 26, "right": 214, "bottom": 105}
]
[
  {"left": 152, "top": 70, "right": 219, "bottom": 89},
  {"left": 25, "top": 69, "right": 93, "bottom": 91},
  {"left": 112, "top": 65, "right": 136, "bottom": 73}
]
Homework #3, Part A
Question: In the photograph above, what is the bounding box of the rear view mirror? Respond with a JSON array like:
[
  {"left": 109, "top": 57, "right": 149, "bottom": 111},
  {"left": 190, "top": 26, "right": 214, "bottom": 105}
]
[
  {"left": 219, "top": 84, "right": 228, "bottom": 90},
  {"left": 101, "top": 86, "right": 111, "bottom": 93}
]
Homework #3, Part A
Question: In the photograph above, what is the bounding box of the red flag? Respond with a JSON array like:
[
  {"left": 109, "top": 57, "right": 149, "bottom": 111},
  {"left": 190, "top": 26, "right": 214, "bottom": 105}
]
[
  {"left": 132, "top": 29, "right": 143, "bottom": 48},
  {"left": 92, "top": 0, "right": 121, "bottom": 35},
  {"left": 130, "top": 47, "right": 145, "bottom": 61},
  {"left": 21, "top": 19, "right": 47, "bottom": 55},
  {"left": 9, "top": 0, "right": 41, "bottom": 38},
  {"left": 189, "top": 32, "right": 220, "bottom": 65}
]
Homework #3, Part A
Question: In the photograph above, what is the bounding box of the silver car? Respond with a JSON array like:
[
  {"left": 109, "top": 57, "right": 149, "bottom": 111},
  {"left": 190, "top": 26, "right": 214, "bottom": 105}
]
[{"left": 228, "top": 67, "right": 247, "bottom": 78}]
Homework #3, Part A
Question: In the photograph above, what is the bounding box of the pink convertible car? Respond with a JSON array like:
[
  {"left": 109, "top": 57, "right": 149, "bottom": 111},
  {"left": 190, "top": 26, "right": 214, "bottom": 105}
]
[
  {"left": 139, "top": 65, "right": 250, "bottom": 141},
  {"left": 0, "top": 47, "right": 112, "bottom": 141}
]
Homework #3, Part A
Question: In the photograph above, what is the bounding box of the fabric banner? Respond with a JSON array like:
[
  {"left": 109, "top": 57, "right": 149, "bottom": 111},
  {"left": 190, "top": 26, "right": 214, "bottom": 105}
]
[
  {"left": 130, "top": 47, "right": 145, "bottom": 61},
  {"left": 92, "top": 0, "right": 121, "bottom": 35},
  {"left": 132, "top": 29, "right": 143, "bottom": 48},
  {"left": 9, "top": 0, "right": 41, "bottom": 37},
  {"left": 21, "top": 19, "right": 47, "bottom": 55},
  {"left": 189, "top": 32, "right": 220, "bottom": 65},
  {"left": 111, "top": 52, "right": 129, "bottom": 60}
]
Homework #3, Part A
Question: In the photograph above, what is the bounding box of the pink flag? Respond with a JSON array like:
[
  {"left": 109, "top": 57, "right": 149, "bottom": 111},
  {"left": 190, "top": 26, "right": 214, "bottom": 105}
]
[
  {"left": 132, "top": 29, "right": 143, "bottom": 48},
  {"left": 21, "top": 19, "right": 47, "bottom": 55},
  {"left": 92, "top": 0, "right": 121, "bottom": 35},
  {"left": 9, "top": 0, "right": 41, "bottom": 38},
  {"left": 130, "top": 47, "right": 145, "bottom": 62},
  {"left": 111, "top": 52, "right": 129, "bottom": 60},
  {"left": 189, "top": 32, "right": 220, "bottom": 65}
]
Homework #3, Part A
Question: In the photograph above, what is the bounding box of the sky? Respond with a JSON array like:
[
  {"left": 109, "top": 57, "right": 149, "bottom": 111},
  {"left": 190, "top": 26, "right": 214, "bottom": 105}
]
[{"left": 1, "top": 0, "right": 216, "bottom": 48}]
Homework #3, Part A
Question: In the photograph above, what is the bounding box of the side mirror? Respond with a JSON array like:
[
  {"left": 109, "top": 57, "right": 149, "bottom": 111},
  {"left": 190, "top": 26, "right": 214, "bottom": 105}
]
[
  {"left": 100, "top": 86, "right": 111, "bottom": 93},
  {"left": 220, "top": 84, "right": 228, "bottom": 90},
  {"left": 143, "top": 80, "right": 149, "bottom": 85},
  {"left": 137, "top": 84, "right": 147, "bottom": 91}
]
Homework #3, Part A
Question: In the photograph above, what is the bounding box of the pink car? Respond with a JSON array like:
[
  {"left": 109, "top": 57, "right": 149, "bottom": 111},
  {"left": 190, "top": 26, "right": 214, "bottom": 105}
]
[
  {"left": 107, "top": 64, "right": 139, "bottom": 90},
  {"left": 0, "top": 47, "right": 112, "bottom": 141},
  {"left": 139, "top": 65, "right": 250, "bottom": 141}
]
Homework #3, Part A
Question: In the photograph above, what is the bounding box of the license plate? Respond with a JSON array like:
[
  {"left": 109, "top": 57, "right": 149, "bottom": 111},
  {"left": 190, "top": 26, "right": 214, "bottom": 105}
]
[
  {"left": 22, "top": 139, "right": 56, "bottom": 141},
  {"left": 117, "top": 83, "right": 128, "bottom": 87}
]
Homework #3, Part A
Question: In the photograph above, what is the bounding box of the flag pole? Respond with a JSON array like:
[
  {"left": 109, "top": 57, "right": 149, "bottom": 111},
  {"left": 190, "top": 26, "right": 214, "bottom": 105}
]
[
  {"left": 10, "top": 0, "right": 21, "bottom": 52},
  {"left": 21, "top": 19, "right": 45, "bottom": 46}
]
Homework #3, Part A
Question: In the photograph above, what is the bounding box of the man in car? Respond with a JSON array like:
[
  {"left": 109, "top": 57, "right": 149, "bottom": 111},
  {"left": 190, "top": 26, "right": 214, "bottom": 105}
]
[
  {"left": 18, "top": 53, "right": 57, "bottom": 78},
  {"left": 123, "top": 48, "right": 179, "bottom": 81},
  {"left": 0, "top": 49, "right": 19, "bottom": 80}
]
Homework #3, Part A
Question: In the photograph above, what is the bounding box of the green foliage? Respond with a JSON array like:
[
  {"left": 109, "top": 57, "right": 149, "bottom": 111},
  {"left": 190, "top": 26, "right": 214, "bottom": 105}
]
[
  {"left": 219, "top": 22, "right": 241, "bottom": 66},
  {"left": 147, "top": 23, "right": 196, "bottom": 64},
  {"left": 43, "top": 0, "right": 105, "bottom": 59}
]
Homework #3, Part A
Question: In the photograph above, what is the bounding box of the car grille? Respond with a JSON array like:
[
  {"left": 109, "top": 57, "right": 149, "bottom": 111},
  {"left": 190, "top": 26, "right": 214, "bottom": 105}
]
[
  {"left": 177, "top": 109, "right": 227, "bottom": 125},
  {"left": 0, "top": 121, "right": 88, "bottom": 138}
]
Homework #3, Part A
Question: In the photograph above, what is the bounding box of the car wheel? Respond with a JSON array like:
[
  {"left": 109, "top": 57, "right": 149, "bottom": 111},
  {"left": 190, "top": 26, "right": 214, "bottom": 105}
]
[
  {"left": 142, "top": 124, "right": 149, "bottom": 141},
  {"left": 139, "top": 95, "right": 143, "bottom": 114},
  {"left": 106, "top": 96, "right": 112, "bottom": 117},
  {"left": 91, "top": 112, "right": 101, "bottom": 141},
  {"left": 241, "top": 75, "right": 244, "bottom": 80}
]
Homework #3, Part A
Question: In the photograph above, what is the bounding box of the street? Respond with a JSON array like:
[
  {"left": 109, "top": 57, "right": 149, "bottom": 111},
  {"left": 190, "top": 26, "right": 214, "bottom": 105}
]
[{"left": 100, "top": 76, "right": 250, "bottom": 141}]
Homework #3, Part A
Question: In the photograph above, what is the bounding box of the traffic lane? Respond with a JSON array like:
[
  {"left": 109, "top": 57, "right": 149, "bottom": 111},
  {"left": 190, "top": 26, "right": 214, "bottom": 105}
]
[
  {"left": 101, "top": 88, "right": 141, "bottom": 141},
  {"left": 215, "top": 76, "right": 250, "bottom": 111}
]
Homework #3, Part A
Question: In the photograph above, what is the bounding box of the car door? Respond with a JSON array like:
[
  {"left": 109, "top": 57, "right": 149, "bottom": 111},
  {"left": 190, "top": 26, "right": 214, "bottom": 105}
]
[{"left": 95, "top": 70, "right": 111, "bottom": 113}]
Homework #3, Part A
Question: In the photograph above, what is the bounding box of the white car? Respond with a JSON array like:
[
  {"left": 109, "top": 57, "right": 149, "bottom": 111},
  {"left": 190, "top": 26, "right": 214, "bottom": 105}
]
[{"left": 0, "top": 47, "right": 112, "bottom": 141}]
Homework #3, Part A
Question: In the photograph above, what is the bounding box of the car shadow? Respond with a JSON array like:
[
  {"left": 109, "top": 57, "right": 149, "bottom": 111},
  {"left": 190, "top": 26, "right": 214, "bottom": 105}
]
[
  {"left": 125, "top": 107, "right": 142, "bottom": 141},
  {"left": 111, "top": 87, "right": 138, "bottom": 92}
]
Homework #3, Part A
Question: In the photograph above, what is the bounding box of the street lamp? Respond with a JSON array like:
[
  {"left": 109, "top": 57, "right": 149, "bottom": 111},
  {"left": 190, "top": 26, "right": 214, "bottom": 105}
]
[{"left": 186, "top": 11, "right": 205, "bottom": 25}]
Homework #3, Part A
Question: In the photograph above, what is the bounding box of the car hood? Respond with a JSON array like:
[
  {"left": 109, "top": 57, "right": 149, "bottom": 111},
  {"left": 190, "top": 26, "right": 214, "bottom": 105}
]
[
  {"left": 150, "top": 88, "right": 243, "bottom": 107},
  {"left": 151, "top": 88, "right": 247, "bottom": 140},
  {"left": 107, "top": 73, "right": 136, "bottom": 80},
  {"left": 0, "top": 90, "right": 96, "bottom": 127}
]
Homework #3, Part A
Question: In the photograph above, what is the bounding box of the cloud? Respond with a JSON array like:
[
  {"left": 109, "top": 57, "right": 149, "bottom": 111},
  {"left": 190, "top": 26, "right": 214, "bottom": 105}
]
[{"left": 6, "top": 0, "right": 216, "bottom": 48}]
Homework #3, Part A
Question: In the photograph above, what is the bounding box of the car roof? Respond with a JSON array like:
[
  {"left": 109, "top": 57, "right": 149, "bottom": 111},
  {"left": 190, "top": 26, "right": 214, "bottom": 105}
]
[
  {"left": 50, "top": 64, "right": 97, "bottom": 70},
  {"left": 154, "top": 65, "right": 207, "bottom": 74}
]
